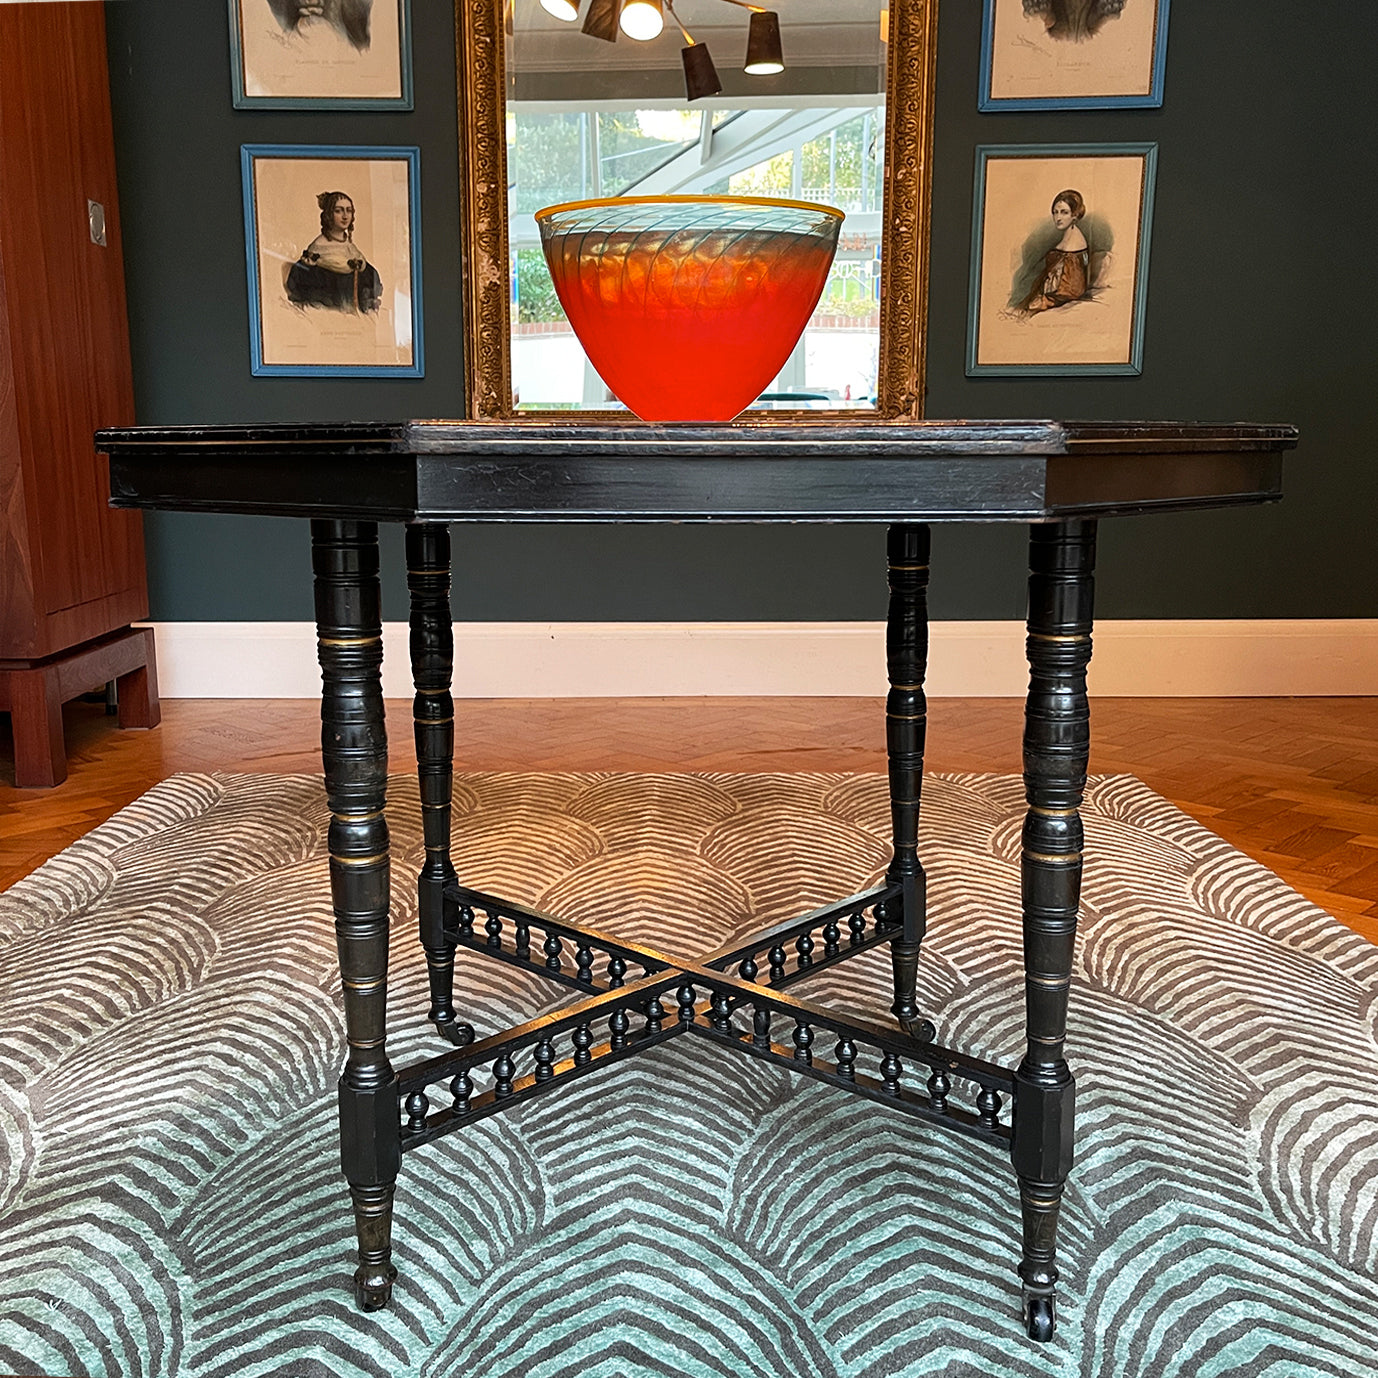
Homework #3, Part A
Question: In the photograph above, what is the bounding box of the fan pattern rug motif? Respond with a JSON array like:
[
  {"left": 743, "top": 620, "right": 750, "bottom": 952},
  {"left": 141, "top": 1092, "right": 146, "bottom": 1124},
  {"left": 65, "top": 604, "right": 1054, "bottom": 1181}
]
[{"left": 1, "top": 770, "right": 1376, "bottom": 1378}]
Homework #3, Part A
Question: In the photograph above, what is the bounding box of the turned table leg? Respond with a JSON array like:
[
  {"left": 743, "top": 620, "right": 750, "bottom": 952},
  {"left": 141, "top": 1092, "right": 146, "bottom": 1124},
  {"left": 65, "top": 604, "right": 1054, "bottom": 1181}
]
[
  {"left": 406, "top": 522, "right": 473, "bottom": 1047},
  {"left": 884, "top": 523, "right": 931, "bottom": 1031},
  {"left": 1013, "top": 517, "right": 1096, "bottom": 1341},
  {"left": 312, "top": 519, "right": 400, "bottom": 1311}
]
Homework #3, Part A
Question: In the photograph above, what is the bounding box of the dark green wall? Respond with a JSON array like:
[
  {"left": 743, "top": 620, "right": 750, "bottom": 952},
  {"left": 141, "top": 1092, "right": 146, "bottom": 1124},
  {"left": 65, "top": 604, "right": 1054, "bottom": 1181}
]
[{"left": 105, "top": 1, "right": 1377, "bottom": 624}]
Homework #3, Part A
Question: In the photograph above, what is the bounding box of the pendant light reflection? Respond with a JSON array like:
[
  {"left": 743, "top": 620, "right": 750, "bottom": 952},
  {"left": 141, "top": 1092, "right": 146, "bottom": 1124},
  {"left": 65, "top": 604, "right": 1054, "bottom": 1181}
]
[
  {"left": 620, "top": 0, "right": 665, "bottom": 40},
  {"left": 743, "top": 10, "right": 783, "bottom": 74},
  {"left": 551, "top": 0, "right": 785, "bottom": 101},
  {"left": 682, "top": 42, "right": 723, "bottom": 100},
  {"left": 581, "top": 0, "right": 621, "bottom": 41},
  {"left": 663, "top": 0, "right": 722, "bottom": 100}
]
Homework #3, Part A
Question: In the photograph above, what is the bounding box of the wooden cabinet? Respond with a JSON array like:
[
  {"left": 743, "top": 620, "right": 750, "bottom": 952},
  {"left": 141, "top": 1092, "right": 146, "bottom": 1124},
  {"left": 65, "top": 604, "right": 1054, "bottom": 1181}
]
[{"left": 0, "top": 0, "right": 158, "bottom": 787}]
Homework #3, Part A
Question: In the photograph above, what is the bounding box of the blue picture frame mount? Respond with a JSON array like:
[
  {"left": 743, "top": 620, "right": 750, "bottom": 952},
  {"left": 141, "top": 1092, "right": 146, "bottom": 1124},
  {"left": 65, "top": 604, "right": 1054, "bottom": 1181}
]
[
  {"left": 241, "top": 143, "right": 425, "bottom": 379},
  {"left": 978, "top": 0, "right": 1171, "bottom": 112},
  {"left": 228, "top": 0, "right": 415, "bottom": 111},
  {"left": 965, "top": 141, "right": 1158, "bottom": 378}
]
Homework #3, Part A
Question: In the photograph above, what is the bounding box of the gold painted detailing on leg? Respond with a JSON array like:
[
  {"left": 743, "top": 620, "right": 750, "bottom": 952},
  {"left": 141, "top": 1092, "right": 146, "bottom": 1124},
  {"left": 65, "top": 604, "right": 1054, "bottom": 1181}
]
[
  {"left": 889, "top": 683, "right": 925, "bottom": 691},
  {"left": 1031, "top": 806, "right": 1079, "bottom": 817},
  {"left": 331, "top": 852, "right": 390, "bottom": 867},
  {"left": 415, "top": 687, "right": 451, "bottom": 695},
  {"left": 319, "top": 635, "right": 383, "bottom": 647},
  {"left": 1026, "top": 974, "right": 1072, "bottom": 989},
  {"left": 343, "top": 976, "right": 388, "bottom": 993},
  {"left": 337, "top": 809, "right": 385, "bottom": 823},
  {"left": 1028, "top": 632, "right": 1090, "bottom": 643},
  {"left": 347, "top": 1036, "right": 387, "bottom": 1050},
  {"left": 887, "top": 563, "right": 930, "bottom": 572},
  {"left": 1028, "top": 1033, "right": 1065, "bottom": 1045},
  {"left": 887, "top": 712, "right": 928, "bottom": 721},
  {"left": 413, "top": 715, "right": 454, "bottom": 726},
  {"left": 1023, "top": 849, "right": 1083, "bottom": 865}
]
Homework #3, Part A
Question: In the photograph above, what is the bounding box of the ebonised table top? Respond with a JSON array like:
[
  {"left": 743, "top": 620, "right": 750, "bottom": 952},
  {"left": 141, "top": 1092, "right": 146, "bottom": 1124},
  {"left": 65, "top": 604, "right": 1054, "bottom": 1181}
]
[{"left": 97, "top": 419, "right": 1298, "bottom": 524}]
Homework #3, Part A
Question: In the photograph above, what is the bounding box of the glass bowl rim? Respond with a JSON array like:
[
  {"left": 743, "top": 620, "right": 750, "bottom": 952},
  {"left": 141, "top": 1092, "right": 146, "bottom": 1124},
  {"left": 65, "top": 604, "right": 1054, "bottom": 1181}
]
[{"left": 532, "top": 193, "right": 846, "bottom": 225}]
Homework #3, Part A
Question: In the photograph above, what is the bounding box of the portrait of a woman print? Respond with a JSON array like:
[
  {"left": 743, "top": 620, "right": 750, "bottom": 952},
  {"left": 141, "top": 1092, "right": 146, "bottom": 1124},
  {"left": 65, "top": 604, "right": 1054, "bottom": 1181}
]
[
  {"left": 285, "top": 191, "right": 382, "bottom": 314},
  {"left": 1021, "top": 189, "right": 1090, "bottom": 312}
]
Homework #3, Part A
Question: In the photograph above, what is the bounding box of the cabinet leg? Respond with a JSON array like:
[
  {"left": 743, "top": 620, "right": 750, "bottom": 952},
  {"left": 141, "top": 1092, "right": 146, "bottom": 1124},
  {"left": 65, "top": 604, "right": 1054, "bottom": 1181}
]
[
  {"left": 115, "top": 628, "right": 160, "bottom": 730},
  {"left": 406, "top": 522, "right": 472, "bottom": 1046},
  {"left": 883, "top": 524, "right": 931, "bottom": 1034},
  {"left": 9, "top": 668, "right": 65, "bottom": 788},
  {"left": 312, "top": 519, "right": 400, "bottom": 1310},
  {"left": 1013, "top": 518, "right": 1096, "bottom": 1340}
]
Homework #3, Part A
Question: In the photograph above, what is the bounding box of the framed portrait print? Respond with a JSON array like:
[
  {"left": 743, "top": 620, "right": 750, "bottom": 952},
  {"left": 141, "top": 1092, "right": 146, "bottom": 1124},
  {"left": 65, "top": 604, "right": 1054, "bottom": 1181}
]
[
  {"left": 979, "top": 0, "right": 1170, "bottom": 111},
  {"left": 241, "top": 144, "right": 423, "bottom": 377},
  {"left": 229, "top": 0, "right": 414, "bottom": 109},
  {"left": 966, "top": 143, "right": 1157, "bottom": 376}
]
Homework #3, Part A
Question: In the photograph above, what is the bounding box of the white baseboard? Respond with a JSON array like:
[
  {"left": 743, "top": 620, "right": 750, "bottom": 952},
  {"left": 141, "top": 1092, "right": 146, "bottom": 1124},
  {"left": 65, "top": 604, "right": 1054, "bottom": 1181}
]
[{"left": 140, "top": 620, "right": 1378, "bottom": 699}]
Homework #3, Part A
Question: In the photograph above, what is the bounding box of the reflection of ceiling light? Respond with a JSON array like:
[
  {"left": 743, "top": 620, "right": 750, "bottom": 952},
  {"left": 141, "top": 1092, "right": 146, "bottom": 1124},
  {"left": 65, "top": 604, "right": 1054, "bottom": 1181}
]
[
  {"left": 583, "top": 0, "right": 789, "bottom": 101},
  {"left": 620, "top": 0, "right": 665, "bottom": 41},
  {"left": 743, "top": 11, "right": 783, "bottom": 74},
  {"left": 539, "top": 0, "right": 580, "bottom": 19},
  {"left": 664, "top": 1, "right": 720, "bottom": 100},
  {"left": 581, "top": 0, "right": 620, "bottom": 41},
  {"left": 681, "top": 41, "right": 723, "bottom": 100}
]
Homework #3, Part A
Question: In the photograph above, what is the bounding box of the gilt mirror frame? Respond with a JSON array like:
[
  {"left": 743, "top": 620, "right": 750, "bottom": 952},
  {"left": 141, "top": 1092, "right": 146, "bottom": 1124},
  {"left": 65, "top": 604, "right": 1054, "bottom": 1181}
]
[{"left": 454, "top": 0, "right": 938, "bottom": 423}]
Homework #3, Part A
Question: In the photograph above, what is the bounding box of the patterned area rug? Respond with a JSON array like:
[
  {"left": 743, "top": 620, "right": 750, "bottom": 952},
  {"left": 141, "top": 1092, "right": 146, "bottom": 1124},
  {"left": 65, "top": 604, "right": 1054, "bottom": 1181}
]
[{"left": 1, "top": 771, "right": 1376, "bottom": 1378}]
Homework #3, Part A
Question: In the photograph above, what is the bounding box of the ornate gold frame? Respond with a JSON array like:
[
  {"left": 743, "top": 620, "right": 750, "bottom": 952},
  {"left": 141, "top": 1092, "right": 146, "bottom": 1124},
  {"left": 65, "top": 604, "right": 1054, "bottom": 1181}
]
[{"left": 455, "top": 0, "right": 939, "bottom": 422}]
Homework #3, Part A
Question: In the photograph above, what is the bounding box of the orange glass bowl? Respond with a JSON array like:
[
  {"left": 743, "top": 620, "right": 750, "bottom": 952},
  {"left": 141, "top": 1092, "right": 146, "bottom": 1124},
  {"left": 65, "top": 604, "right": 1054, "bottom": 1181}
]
[{"left": 533, "top": 195, "right": 844, "bottom": 423}]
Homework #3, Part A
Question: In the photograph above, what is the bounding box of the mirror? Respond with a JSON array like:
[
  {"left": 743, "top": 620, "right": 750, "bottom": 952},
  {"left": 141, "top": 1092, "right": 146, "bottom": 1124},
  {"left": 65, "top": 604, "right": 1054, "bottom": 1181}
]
[{"left": 455, "top": 0, "right": 937, "bottom": 421}]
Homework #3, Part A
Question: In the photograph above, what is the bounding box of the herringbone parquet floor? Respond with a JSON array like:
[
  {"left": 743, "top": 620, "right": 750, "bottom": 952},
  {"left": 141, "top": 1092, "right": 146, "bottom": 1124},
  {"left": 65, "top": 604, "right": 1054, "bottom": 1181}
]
[{"left": 3, "top": 696, "right": 1376, "bottom": 944}]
